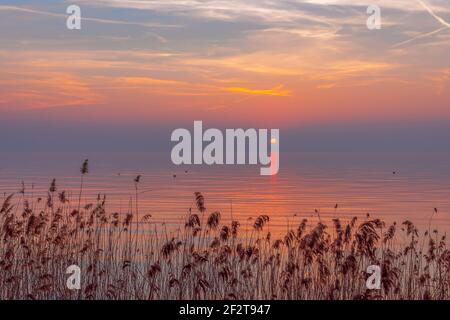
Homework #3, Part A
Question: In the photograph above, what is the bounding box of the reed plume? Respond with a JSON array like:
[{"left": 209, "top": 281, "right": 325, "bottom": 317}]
[{"left": 0, "top": 170, "right": 449, "bottom": 300}]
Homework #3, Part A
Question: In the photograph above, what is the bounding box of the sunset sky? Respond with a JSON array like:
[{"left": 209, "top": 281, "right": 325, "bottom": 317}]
[{"left": 1, "top": 0, "right": 449, "bottom": 151}]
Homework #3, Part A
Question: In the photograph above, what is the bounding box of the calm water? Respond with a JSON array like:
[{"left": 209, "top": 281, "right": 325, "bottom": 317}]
[{"left": 1, "top": 152, "right": 450, "bottom": 234}]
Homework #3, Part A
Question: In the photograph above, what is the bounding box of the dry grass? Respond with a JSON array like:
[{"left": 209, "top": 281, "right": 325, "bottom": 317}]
[{"left": 0, "top": 161, "right": 449, "bottom": 300}]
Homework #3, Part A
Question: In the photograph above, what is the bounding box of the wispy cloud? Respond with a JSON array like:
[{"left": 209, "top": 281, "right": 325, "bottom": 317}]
[
  {"left": 79, "top": 0, "right": 450, "bottom": 21},
  {"left": 224, "top": 85, "right": 291, "bottom": 96},
  {"left": 76, "top": 0, "right": 334, "bottom": 24},
  {"left": 393, "top": 0, "right": 450, "bottom": 47},
  {"left": 0, "top": 72, "right": 103, "bottom": 109},
  {"left": 417, "top": 0, "right": 450, "bottom": 28},
  {"left": 113, "top": 76, "right": 182, "bottom": 86},
  {"left": 1, "top": 0, "right": 449, "bottom": 123},
  {"left": 393, "top": 26, "right": 448, "bottom": 47},
  {"left": 0, "top": 5, "right": 180, "bottom": 28},
  {"left": 258, "top": 26, "right": 340, "bottom": 40}
]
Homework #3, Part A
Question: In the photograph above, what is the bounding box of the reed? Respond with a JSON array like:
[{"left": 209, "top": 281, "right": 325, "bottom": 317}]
[{"left": 0, "top": 163, "right": 449, "bottom": 300}]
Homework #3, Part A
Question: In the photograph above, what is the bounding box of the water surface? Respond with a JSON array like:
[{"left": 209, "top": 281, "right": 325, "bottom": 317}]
[{"left": 1, "top": 152, "right": 449, "bottom": 234}]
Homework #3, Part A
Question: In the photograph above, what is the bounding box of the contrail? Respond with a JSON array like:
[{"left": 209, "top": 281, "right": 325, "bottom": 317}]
[
  {"left": 392, "top": 26, "right": 447, "bottom": 47},
  {"left": 0, "top": 5, "right": 181, "bottom": 29},
  {"left": 393, "top": 0, "right": 450, "bottom": 47},
  {"left": 417, "top": 0, "right": 450, "bottom": 28}
]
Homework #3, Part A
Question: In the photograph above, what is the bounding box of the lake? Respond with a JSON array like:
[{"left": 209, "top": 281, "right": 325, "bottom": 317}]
[{"left": 1, "top": 151, "right": 449, "bottom": 235}]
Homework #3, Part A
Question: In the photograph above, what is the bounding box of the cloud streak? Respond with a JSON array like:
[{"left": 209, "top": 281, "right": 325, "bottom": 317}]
[
  {"left": 417, "top": 0, "right": 450, "bottom": 28},
  {"left": 224, "top": 85, "right": 291, "bottom": 96},
  {"left": 0, "top": 5, "right": 180, "bottom": 29},
  {"left": 393, "top": 0, "right": 450, "bottom": 47}
]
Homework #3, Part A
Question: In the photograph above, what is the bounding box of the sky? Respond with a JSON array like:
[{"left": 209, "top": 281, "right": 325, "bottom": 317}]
[{"left": 0, "top": 0, "right": 449, "bottom": 152}]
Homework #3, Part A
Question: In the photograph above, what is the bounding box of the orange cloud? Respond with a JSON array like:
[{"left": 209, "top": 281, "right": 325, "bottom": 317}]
[
  {"left": 224, "top": 85, "right": 291, "bottom": 96},
  {"left": 0, "top": 72, "right": 102, "bottom": 109}
]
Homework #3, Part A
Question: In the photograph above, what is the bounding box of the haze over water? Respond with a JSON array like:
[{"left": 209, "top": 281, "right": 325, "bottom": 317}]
[{"left": 1, "top": 151, "right": 449, "bottom": 235}]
